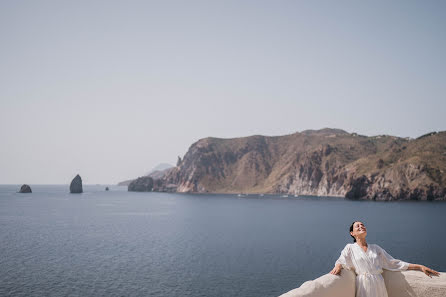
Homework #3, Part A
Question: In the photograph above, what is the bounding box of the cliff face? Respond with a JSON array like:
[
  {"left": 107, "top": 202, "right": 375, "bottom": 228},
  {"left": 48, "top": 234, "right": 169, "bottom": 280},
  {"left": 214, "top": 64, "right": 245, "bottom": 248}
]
[
  {"left": 151, "top": 129, "right": 446, "bottom": 200},
  {"left": 127, "top": 168, "right": 176, "bottom": 192}
]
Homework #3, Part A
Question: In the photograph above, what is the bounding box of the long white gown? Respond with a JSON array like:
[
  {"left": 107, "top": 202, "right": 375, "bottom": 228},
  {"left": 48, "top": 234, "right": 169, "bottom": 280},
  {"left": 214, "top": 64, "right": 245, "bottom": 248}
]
[{"left": 335, "top": 243, "right": 409, "bottom": 297}]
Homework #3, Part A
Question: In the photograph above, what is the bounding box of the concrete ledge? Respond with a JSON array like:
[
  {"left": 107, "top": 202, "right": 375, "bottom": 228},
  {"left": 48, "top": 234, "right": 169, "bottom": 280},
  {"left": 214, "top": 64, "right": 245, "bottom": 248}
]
[
  {"left": 279, "top": 270, "right": 446, "bottom": 297},
  {"left": 384, "top": 270, "right": 446, "bottom": 297}
]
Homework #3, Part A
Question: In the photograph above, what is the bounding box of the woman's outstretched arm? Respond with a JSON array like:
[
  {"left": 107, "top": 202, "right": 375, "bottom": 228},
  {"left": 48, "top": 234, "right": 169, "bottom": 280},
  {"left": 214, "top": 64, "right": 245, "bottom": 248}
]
[
  {"left": 407, "top": 264, "right": 440, "bottom": 278},
  {"left": 330, "top": 244, "right": 353, "bottom": 275}
]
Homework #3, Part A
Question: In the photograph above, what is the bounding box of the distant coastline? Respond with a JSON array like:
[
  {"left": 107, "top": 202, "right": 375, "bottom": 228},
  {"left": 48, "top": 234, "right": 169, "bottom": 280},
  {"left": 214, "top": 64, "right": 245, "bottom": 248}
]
[{"left": 126, "top": 128, "right": 446, "bottom": 201}]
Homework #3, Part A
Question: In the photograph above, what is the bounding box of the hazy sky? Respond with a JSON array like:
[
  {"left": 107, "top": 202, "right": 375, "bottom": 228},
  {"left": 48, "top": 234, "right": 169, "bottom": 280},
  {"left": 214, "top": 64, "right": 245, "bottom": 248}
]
[{"left": 1, "top": 1, "right": 445, "bottom": 184}]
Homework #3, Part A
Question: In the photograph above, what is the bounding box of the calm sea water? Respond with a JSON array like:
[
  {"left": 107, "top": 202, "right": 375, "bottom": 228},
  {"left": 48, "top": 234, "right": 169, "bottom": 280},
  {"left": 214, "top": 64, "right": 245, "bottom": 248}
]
[{"left": 0, "top": 185, "right": 445, "bottom": 297}]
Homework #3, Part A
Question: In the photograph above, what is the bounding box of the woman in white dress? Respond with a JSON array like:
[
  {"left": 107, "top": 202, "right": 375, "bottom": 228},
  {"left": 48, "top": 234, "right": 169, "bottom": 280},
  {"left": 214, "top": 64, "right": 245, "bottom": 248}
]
[{"left": 330, "top": 221, "right": 439, "bottom": 297}]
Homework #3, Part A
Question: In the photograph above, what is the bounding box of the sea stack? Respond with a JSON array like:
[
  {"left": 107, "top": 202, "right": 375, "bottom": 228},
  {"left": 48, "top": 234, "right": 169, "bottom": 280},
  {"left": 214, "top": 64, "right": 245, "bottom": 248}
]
[
  {"left": 70, "top": 174, "right": 83, "bottom": 193},
  {"left": 19, "top": 184, "right": 32, "bottom": 193}
]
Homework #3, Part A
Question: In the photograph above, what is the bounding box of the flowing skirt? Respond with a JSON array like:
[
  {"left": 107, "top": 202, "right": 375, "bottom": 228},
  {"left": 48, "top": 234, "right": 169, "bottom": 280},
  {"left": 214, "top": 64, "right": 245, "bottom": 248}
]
[{"left": 356, "top": 274, "right": 388, "bottom": 297}]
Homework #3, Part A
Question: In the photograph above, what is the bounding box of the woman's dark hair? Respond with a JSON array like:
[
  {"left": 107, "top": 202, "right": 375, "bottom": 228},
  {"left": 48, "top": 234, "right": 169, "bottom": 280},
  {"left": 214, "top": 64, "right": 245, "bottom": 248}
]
[{"left": 350, "top": 221, "right": 358, "bottom": 242}]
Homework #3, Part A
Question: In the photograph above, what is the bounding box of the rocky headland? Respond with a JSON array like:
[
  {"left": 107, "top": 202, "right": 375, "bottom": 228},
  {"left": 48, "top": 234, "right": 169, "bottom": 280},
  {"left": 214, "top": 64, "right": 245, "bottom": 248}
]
[
  {"left": 128, "top": 167, "right": 176, "bottom": 192},
  {"left": 129, "top": 129, "right": 446, "bottom": 200}
]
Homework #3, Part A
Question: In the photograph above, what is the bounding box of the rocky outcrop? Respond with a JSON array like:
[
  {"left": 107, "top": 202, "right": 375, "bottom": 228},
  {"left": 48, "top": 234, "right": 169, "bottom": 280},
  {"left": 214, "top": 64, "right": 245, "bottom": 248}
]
[
  {"left": 70, "top": 174, "right": 83, "bottom": 193},
  {"left": 152, "top": 129, "right": 446, "bottom": 200},
  {"left": 18, "top": 184, "right": 32, "bottom": 193},
  {"left": 128, "top": 175, "right": 177, "bottom": 192},
  {"left": 278, "top": 270, "right": 446, "bottom": 297},
  {"left": 128, "top": 176, "right": 154, "bottom": 192}
]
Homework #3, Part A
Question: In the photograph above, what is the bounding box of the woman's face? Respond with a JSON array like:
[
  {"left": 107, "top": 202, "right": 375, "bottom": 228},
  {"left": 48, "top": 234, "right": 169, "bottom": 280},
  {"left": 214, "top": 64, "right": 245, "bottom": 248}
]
[{"left": 351, "top": 221, "right": 367, "bottom": 240}]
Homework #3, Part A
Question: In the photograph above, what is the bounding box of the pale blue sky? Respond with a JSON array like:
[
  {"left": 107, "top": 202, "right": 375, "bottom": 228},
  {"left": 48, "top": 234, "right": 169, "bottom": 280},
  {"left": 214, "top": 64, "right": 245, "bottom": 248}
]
[{"left": 1, "top": 1, "right": 445, "bottom": 184}]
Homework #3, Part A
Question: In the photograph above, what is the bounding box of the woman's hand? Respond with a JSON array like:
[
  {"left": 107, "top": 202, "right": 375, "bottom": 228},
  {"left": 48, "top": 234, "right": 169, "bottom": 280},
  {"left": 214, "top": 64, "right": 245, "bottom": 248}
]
[
  {"left": 409, "top": 264, "right": 440, "bottom": 277},
  {"left": 330, "top": 264, "right": 342, "bottom": 275},
  {"left": 420, "top": 265, "right": 440, "bottom": 278}
]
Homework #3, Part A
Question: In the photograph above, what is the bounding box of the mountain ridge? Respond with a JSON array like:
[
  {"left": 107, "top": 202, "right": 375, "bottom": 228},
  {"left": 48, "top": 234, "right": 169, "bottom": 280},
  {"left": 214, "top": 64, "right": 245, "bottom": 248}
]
[{"left": 128, "top": 129, "right": 446, "bottom": 200}]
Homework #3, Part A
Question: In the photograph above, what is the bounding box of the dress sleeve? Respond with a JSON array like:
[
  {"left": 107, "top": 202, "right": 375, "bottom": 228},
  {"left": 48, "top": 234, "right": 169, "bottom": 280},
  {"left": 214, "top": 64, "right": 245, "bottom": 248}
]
[
  {"left": 377, "top": 245, "right": 409, "bottom": 271},
  {"left": 335, "top": 244, "right": 354, "bottom": 270}
]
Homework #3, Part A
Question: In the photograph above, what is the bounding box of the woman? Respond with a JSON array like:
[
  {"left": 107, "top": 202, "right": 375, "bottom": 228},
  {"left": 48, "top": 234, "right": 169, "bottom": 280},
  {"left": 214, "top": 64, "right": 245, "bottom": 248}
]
[{"left": 330, "top": 221, "right": 439, "bottom": 297}]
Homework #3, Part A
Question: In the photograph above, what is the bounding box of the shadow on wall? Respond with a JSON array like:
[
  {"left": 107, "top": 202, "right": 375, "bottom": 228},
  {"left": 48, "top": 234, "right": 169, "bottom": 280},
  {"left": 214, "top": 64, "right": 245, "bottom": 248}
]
[
  {"left": 279, "top": 270, "right": 445, "bottom": 297},
  {"left": 383, "top": 270, "right": 417, "bottom": 297}
]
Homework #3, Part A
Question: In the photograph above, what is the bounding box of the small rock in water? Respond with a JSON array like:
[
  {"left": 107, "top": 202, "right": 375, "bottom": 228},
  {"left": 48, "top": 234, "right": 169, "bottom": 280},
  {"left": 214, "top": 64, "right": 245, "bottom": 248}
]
[
  {"left": 105, "top": 187, "right": 109, "bottom": 191},
  {"left": 19, "top": 184, "right": 32, "bottom": 193},
  {"left": 70, "top": 174, "right": 83, "bottom": 193}
]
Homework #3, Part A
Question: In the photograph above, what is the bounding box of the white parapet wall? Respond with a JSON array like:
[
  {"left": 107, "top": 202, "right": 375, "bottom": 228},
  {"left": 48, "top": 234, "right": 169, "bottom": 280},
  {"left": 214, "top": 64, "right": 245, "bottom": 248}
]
[{"left": 278, "top": 270, "right": 446, "bottom": 297}]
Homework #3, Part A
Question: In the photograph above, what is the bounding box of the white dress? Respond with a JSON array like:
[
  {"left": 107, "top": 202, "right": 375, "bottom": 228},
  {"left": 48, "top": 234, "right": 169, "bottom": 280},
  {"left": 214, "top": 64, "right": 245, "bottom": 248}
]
[{"left": 335, "top": 243, "right": 409, "bottom": 297}]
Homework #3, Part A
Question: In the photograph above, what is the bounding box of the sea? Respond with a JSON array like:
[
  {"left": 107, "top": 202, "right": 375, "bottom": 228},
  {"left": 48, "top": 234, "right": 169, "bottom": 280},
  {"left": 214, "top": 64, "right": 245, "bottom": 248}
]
[{"left": 1, "top": 185, "right": 445, "bottom": 297}]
